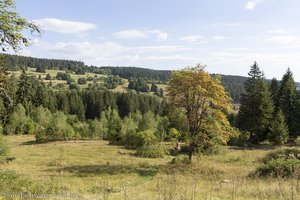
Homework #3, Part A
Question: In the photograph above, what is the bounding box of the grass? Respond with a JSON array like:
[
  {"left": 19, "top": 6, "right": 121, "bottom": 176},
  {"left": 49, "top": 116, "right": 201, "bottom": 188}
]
[{"left": 1, "top": 135, "right": 300, "bottom": 199}]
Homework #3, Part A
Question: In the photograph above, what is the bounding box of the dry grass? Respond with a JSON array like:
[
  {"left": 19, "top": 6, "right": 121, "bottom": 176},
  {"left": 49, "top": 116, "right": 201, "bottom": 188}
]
[{"left": 1, "top": 135, "right": 299, "bottom": 199}]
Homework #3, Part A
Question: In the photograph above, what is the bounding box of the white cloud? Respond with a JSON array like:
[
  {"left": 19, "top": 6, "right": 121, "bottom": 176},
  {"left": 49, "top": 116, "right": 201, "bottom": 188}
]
[
  {"left": 133, "top": 45, "right": 188, "bottom": 53},
  {"left": 114, "top": 29, "right": 168, "bottom": 40},
  {"left": 212, "top": 22, "right": 242, "bottom": 27},
  {"left": 269, "top": 29, "right": 292, "bottom": 34},
  {"left": 265, "top": 35, "right": 300, "bottom": 45},
  {"left": 147, "top": 30, "right": 168, "bottom": 41},
  {"left": 212, "top": 36, "right": 227, "bottom": 40},
  {"left": 179, "top": 35, "right": 203, "bottom": 42},
  {"left": 245, "top": 0, "right": 262, "bottom": 10},
  {"left": 113, "top": 29, "right": 148, "bottom": 39},
  {"left": 33, "top": 18, "right": 97, "bottom": 34}
]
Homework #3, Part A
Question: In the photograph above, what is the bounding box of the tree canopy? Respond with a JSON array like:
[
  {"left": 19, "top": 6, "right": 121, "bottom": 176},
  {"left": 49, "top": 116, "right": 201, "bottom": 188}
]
[
  {"left": 0, "top": 0, "right": 40, "bottom": 52},
  {"left": 167, "top": 65, "right": 233, "bottom": 162}
]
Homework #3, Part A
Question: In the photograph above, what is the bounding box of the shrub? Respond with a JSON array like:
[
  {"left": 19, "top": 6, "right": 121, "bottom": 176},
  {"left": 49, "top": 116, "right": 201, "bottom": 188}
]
[
  {"left": 5, "top": 104, "right": 30, "bottom": 135},
  {"left": 73, "top": 122, "right": 89, "bottom": 138},
  {"left": 45, "top": 73, "right": 52, "bottom": 80},
  {"left": 255, "top": 148, "right": 300, "bottom": 178},
  {"left": 295, "top": 136, "right": 300, "bottom": 146},
  {"left": 228, "top": 130, "right": 250, "bottom": 147},
  {"left": 77, "top": 77, "right": 87, "bottom": 84},
  {"left": 136, "top": 144, "right": 166, "bottom": 158},
  {"left": 35, "top": 112, "right": 75, "bottom": 143},
  {"left": 0, "top": 134, "right": 9, "bottom": 158}
]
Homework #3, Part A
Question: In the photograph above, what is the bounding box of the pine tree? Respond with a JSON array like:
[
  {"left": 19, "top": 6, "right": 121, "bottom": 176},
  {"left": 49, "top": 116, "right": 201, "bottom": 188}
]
[
  {"left": 278, "top": 68, "right": 296, "bottom": 136},
  {"left": 16, "top": 70, "right": 32, "bottom": 114},
  {"left": 238, "top": 62, "right": 274, "bottom": 143},
  {"left": 268, "top": 110, "right": 289, "bottom": 145},
  {"left": 270, "top": 78, "right": 279, "bottom": 110}
]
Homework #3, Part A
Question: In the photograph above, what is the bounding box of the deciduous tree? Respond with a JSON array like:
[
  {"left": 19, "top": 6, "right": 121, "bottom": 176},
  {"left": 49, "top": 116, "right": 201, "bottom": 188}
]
[
  {"left": 167, "top": 65, "right": 233, "bottom": 162},
  {"left": 0, "top": 0, "right": 40, "bottom": 52}
]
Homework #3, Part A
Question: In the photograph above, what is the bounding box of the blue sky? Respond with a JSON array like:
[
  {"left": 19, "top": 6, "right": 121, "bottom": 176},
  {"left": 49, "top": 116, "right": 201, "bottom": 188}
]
[{"left": 14, "top": 0, "right": 300, "bottom": 81}]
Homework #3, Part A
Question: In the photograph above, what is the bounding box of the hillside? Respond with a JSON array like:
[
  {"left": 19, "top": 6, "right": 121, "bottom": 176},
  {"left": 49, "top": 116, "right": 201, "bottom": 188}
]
[{"left": 2, "top": 53, "right": 252, "bottom": 102}]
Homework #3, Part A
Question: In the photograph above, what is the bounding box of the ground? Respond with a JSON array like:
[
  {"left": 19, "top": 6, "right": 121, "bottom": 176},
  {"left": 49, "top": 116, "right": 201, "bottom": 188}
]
[{"left": 0, "top": 135, "right": 299, "bottom": 200}]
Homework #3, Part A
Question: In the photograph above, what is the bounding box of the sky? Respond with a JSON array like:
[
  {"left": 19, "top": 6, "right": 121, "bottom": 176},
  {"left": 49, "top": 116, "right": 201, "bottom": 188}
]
[{"left": 12, "top": 0, "right": 300, "bottom": 81}]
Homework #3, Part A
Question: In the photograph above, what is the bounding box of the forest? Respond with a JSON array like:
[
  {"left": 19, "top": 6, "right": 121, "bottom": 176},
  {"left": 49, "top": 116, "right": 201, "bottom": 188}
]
[
  {"left": 2, "top": 53, "right": 255, "bottom": 102},
  {"left": 2, "top": 0, "right": 300, "bottom": 199}
]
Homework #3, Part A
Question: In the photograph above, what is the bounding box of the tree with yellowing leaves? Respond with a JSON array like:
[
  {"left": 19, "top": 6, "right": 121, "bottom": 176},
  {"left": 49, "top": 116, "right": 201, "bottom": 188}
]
[{"left": 167, "top": 65, "right": 233, "bottom": 162}]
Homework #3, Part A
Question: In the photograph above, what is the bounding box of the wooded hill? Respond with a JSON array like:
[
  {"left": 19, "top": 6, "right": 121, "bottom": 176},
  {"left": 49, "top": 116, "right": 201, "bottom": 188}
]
[{"left": 4, "top": 53, "right": 297, "bottom": 102}]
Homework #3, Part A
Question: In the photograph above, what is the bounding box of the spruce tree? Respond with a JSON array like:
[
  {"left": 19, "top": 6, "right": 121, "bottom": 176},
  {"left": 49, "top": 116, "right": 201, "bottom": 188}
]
[
  {"left": 270, "top": 78, "right": 279, "bottom": 110},
  {"left": 238, "top": 62, "right": 274, "bottom": 143},
  {"left": 268, "top": 110, "right": 289, "bottom": 145},
  {"left": 16, "top": 70, "right": 32, "bottom": 114},
  {"left": 278, "top": 68, "right": 296, "bottom": 136}
]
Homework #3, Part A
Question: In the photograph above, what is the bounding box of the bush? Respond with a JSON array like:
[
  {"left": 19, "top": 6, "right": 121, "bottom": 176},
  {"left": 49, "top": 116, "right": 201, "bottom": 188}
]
[
  {"left": 255, "top": 148, "right": 300, "bottom": 178},
  {"left": 45, "top": 74, "right": 52, "bottom": 80},
  {"left": 35, "top": 112, "right": 75, "bottom": 143},
  {"left": 136, "top": 144, "right": 166, "bottom": 158},
  {"left": 73, "top": 122, "right": 89, "bottom": 138},
  {"left": 126, "top": 130, "right": 157, "bottom": 148},
  {"left": 77, "top": 77, "right": 87, "bottom": 84},
  {"left": 5, "top": 104, "right": 30, "bottom": 135},
  {"left": 0, "top": 134, "right": 9, "bottom": 158},
  {"left": 295, "top": 136, "right": 300, "bottom": 146},
  {"left": 228, "top": 130, "right": 250, "bottom": 147}
]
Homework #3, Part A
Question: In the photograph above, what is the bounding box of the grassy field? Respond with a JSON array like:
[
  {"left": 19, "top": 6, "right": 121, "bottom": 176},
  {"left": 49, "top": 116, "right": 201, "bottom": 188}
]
[{"left": 1, "top": 135, "right": 300, "bottom": 200}]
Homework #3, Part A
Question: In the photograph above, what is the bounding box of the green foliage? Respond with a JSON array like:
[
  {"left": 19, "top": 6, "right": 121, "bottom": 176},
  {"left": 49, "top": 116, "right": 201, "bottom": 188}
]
[
  {"left": 89, "top": 119, "right": 102, "bottom": 139},
  {"left": 138, "top": 111, "right": 156, "bottom": 132},
  {"left": 45, "top": 73, "right": 52, "bottom": 80},
  {"left": 278, "top": 68, "right": 297, "bottom": 136},
  {"left": 238, "top": 62, "right": 274, "bottom": 143},
  {"left": 5, "top": 104, "right": 31, "bottom": 134},
  {"left": 270, "top": 78, "right": 279, "bottom": 108},
  {"left": 77, "top": 77, "right": 87, "bottom": 85},
  {"left": 268, "top": 110, "right": 289, "bottom": 145},
  {"left": 0, "top": 0, "right": 40, "bottom": 52},
  {"left": 128, "top": 78, "right": 149, "bottom": 93},
  {"left": 16, "top": 70, "right": 32, "bottom": 114},
  {"left": 104, "top": 108, "right": 122, "bottom": 143},
  {"left": 295, "top": 136, "right": 300, "bottom": 146},
  {"left": 73, "top": 122, "right": 89, "bottom": 138},
  {"left": 256, "top": 149, "right": 300, "bottom": 178},
  {"left": 136, "top": 144, "right": 166, "bottom": 158},
  {"left": 155, "top": 116, "right": 169, "bottom": 141},
  {"left": 168, "top": 128, "right": 181, "bottom": 140},
  {"left": 228, "top": 130, "right": 250, "bottom": 147},
  {"left": 167, "top": 65, "right": 233, "bottom": 162},
  {"left": 35, "top": 111, "right": 75, "bottom": 143},
  {"left": 56, "top": 72, "right": 73, "bottom": 82},
  {"left": 103, "top": 75, "right": 124, "bottom": 89},
  {"left": 0, "top": 133, "right": 9, "bottom": 158}
]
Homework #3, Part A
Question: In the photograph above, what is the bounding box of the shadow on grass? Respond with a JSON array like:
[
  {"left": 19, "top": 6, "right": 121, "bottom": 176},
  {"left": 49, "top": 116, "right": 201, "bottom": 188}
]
[
  {"left": 48, "top": 163, "right": 159, "bottom": 177},
  {"left": 20, "top": 140, "right": 37, "bottom": 145}
]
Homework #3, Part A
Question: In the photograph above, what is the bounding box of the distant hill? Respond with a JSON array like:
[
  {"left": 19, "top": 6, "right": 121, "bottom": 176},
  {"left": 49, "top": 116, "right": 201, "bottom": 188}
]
[{"left": 3, "top": 53, "right": 299, "bottom": 102}]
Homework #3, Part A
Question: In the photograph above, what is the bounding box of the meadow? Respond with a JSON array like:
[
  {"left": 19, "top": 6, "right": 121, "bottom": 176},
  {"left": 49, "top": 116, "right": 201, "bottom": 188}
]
[{"left": 1, "top": 135, "right": 299, "bottom": 200}]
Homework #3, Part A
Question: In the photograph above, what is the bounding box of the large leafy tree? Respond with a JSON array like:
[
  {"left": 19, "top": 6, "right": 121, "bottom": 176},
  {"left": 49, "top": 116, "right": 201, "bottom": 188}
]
[
  {"left": 167, "top": 65, "right": 233, "bottom": 162},
  {"left": 0, "top": 0, "right": 40, "bottom": 52},
  {"left": 238, "top": 62, "right": 274, "bottom": 143}
]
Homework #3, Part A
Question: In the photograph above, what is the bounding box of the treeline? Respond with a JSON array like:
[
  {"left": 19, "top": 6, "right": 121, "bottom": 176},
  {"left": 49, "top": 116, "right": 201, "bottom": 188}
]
[
  {"left": 5, "top": 53, "right": 297, "bottom": 102},
  {"left": 101, "top": 66, "right": 171, "bottom": 83},
  {"left": 233, "top": 62, "right": 300, "bottom": 145},
  {"left": 2, "top": 54, "right": 171, "bottom": 82}
]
